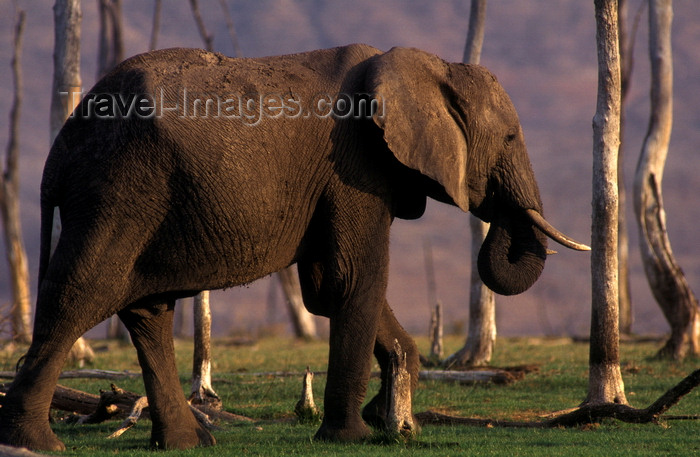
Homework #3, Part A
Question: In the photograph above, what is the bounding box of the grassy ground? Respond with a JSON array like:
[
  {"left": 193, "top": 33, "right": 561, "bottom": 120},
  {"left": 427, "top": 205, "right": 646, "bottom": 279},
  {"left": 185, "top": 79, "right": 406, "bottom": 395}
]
[{"left": 1, "top": 335, "right": 698, "bottom": 456}]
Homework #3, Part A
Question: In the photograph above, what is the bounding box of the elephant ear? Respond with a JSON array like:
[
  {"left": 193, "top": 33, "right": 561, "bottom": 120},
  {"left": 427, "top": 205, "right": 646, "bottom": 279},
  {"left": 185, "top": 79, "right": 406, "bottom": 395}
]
[{"left": 367, "top": 47, "right": 470, "bottom": 212}]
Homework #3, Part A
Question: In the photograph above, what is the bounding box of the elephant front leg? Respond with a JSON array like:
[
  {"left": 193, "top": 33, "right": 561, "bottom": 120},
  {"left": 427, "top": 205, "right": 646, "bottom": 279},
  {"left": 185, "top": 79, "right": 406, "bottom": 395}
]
[
  {"left": 314, "top": 302, "right": 380, "bottom": 442},
  {"left": 303, "top": 188, "right": 395, "bottom": 442},
  {"left": 119, "top": 301, "right": 215, "bottom": 450},
  {"left": 362, "top": 299, "right": 420, "bottom": 437}
]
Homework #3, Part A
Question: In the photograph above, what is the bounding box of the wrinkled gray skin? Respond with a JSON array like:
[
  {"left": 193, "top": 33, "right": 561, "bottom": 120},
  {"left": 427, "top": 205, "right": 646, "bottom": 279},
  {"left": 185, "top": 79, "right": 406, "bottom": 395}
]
[{"left": 0, "top": 44, "right": 582, "bottom": 451}]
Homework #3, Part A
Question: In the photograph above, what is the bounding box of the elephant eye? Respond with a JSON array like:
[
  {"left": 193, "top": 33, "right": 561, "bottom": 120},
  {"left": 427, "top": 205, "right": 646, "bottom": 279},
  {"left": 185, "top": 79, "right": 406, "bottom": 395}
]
[{"left": 504, "top": 132, "right": 517, "bottom": 146}]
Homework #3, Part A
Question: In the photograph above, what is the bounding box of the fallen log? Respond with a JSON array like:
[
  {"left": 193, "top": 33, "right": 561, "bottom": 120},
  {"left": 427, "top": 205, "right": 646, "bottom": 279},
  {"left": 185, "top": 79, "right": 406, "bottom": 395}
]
[
  {"left": 419, "top": 370, "right": 517, "bottom": 385},
  {"left": 0, "top": 383, "right": 254, "bottom": 425},
  {"left": 0, "top": 369, "right": 140, "bottom": 380},
  {"left": 417, "top": 368, "right": 700, "bottom": 428},
  {"left": 67, "top": 384, "right": 145, "bottom": 424},
  {"left": 2, "top": 367, "right": 527, "bottom": 385},
  {"left": 418, "top": 365, "right": 538, "bottom": 385},
  {"left": 0, "top": 444, "right": 45, "bottom": 457}
]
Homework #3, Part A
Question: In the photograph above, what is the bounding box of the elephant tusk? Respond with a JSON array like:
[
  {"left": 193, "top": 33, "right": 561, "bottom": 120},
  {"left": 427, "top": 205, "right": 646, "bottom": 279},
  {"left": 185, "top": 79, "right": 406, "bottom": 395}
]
[
  {"left": 546, "top": 249, "right": 558, "bottom": 255},
  {"left": 525, "top": 209, "right": 591, "bottom": 251}
]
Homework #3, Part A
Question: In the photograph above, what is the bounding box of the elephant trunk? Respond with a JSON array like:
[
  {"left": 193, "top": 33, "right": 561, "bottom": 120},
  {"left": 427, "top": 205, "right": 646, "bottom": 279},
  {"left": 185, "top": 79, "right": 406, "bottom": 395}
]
[
  {"left": 477, "top": 208, "right": 590, "bottom": 296},
  {"left": 477, "top": 209, "right": 548, "bottom": 296}
]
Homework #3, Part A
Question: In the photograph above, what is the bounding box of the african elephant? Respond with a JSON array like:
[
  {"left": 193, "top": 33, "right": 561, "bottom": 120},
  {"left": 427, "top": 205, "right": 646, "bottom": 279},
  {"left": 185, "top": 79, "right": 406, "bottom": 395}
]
[{"left": 0, "top": 44, "right": 588, "bottom": 451}]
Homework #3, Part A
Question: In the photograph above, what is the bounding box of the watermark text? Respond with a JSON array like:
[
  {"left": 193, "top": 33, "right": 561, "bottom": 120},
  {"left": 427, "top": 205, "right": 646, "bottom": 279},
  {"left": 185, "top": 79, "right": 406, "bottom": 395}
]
[{"left": 61, "top": 88, "right": 385, "bottom": 126}]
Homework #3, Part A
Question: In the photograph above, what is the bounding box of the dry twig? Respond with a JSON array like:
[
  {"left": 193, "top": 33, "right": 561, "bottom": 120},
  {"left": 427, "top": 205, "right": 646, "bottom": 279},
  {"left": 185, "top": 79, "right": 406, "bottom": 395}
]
[{"left": 107, "top": 396, "right": 148, "bottom": 439}]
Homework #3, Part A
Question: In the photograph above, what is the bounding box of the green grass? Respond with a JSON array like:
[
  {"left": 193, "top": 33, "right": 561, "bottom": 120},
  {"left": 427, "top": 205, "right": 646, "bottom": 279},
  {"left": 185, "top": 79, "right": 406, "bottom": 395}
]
[{"left": 2, "top": 336, "right": 699, "bottom": 456}]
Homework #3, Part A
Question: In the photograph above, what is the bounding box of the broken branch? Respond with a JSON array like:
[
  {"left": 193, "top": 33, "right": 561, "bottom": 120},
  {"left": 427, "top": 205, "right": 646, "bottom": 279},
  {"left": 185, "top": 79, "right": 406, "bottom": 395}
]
[
  {"left": 417, "top": 369, "right": 700, "bottom": 428},
  {"left": 107, "top": 396, "right": 148, "bottom": 439}
]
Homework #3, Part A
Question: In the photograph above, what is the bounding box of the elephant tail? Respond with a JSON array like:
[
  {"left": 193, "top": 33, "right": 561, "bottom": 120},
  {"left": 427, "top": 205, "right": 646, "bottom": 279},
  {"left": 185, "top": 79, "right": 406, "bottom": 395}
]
[
  {"left": 37, "top": 198, "right": 56, "bottom": 286},
  {"left": 37, "top": 136, "right": 68, "bottom": 286}
]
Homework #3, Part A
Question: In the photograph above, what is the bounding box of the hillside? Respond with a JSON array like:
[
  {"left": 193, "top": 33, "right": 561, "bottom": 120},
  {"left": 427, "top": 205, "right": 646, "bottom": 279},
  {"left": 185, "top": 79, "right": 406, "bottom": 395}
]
[{"left": 0, "top": 0, "right": 699, "bottom": 338}]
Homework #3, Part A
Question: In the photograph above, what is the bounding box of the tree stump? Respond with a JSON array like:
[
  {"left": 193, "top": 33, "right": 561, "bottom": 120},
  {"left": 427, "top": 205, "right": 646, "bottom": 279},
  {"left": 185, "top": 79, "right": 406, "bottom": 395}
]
[
  {"left": 385, "top": 340, "right": 418, "bottom": 439},
  {"left": 294, "top": 367, "right": 320, "bottom": 423}
]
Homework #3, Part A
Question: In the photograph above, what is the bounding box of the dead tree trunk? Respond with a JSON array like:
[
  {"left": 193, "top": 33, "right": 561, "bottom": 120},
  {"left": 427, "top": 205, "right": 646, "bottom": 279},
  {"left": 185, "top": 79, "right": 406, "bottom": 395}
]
[
  {"left": 617, "top": 0, "right": 633, "bottom": 334},
  {"left": 180, "top": 2, "right": 221, "bottom": 399},
  {"left": 1, "top": 9, "right": 31, "bottom": 345},
  {"left": 189, "top": 0, "right": 213, "bottom": 51},
  {"left": 218, "top": 0, "right": 242, "bottom": 58},
  {"left": 278, "top": 265, "right": 317, "bottom": 340},
  {"left": 95, "top": 0, "right": 128, "bottom": 340},
  {"left": 634, "top": 0, "right": 699, "bottom": 360},
  {"left": 462, "top": 0, "right": 487, "bottom": 64},
  {"left": 51, "top": 0, "right": 93, "bottom": 364},
  {"left": 96, "top": 0, "right": 124, "bottom": 80},
  {"left": 429, "top": 303, "right": 443, "bottom": 360},
  {"left": 201, "top": 2, "right": 311, "bottom": 339},
  {"left": 51, "top": 0, "right": 82, "bottom": 141},
  {"left": 190, "top": 290, "right": 221, "bottom": 409},
  {"left": 588, "top": 0, "right": 627, "bottom": 406},
  {"left": 149, "top": 0, "right": 161, "bottom": 50},
  {"left": 50, "top": 0, "right": 81, "bottom": 243},
  {"left": 444, "top": 0, "right": 494, "bottom": 369},
  {"left": 422, "top": 240, "right": 443, "bottom": 360},
  {"left": 171, "top": 1, "right": 216, "bottom": 338}
]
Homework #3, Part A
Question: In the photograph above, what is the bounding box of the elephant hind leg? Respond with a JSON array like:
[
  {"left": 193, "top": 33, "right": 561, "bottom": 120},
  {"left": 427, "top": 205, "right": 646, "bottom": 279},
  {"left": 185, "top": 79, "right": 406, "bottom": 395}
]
[
  {"left": 0, "top": 339, "right": 69, "bottom": 452},
  {"left": 118, "top": 299, "right": 215, "bottom": 450},
  {"left": 0, "top": 279, "right": 119, "bottom": 451}
]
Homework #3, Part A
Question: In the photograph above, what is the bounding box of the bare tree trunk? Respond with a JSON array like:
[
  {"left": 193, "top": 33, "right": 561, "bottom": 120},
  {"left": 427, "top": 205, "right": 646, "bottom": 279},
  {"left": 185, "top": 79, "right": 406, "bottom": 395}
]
[
  {"left": 190, "top": 290, "right": 221, "bottom": 408},
  {"left": 278, "top": 265, "right": 317, "bottom": 340},
  {"left": 422, "top": 239, "right": 443, "bottom": 360},
  {"left": 96, "top": 0, "right": 124, "bottom": 80},
  {"left": 204, "top": 2, "right": 310, "bottom": 339},
  {"left": 51, "top": 0, "right": 82, "bottom": 141},
  {"left": 462, "top": 0, "right": 487, "bottom": 64},
  {"left": 429, "top": 302, "right": 443, "bottom": 359},
  {"left": 617, "top": 0, "right": 644, "bottom": 336},
  {"left": 51, "top": 0, "right": 93, "bottom": 363},
  {"left": 149, "top": 0, "right": 162, "bottom": 51},
  {"left": 49, "top": 0, "right": 81, "bottom": 254},
  {"left": 172, "top": 0, "right": 215, "bottom": 338},
  {"left": 179, "top": 1, "right": 225, "bottom": 407},
  {"left": 444, "top": 218, "right": 495, "bottom": 368},
  {"left": 95, "top": 0, "right": 129, "bottom": 340},
  {"left": 587, "top": 0, "right": 627, "bottom": 406},
  {"left": 1, "top": 9, "right": 31, "bottom": 344},
  {"left": 218, "top": 0, "right": 242, "bottom": 58},
  {"left": 444, "top": 0, "right": 494, "bottom": 369},
  {"left": 180, "top": 3, "right": 218, "bottom": 393},
  {"left": 189, "top": 0, "right": 213, "bottom": 51},
  {"left": 617, "top": 0, "right": 633, "bottom": 335},
  {"left": 634, "top": 0, "right": 699, "bottom": 359}
]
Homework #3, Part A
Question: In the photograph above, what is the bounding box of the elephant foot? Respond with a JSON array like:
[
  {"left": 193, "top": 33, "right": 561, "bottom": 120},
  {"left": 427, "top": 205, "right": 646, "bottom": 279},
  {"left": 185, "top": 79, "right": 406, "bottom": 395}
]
[
  {"left": 151, "top": 420, "right": 216, "bottom": 450},
  {"left": 313, "top": 416, "right": 372, "bottom": 442},
  {"left": 0, "top": 421, "right": 66, "bottom": 452},
  {"left": 362, "top": 394, "right": 420, "bottom": 439},
  {"left": 361, "top": 394, "right": 386, "bottom": 429}
]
